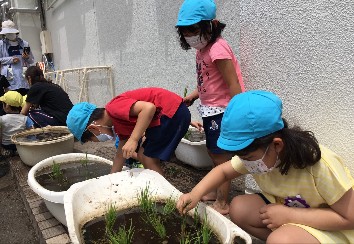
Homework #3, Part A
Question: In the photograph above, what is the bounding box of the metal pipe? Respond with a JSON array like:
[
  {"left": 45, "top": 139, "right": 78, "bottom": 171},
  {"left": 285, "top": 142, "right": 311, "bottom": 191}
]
[
  {"left": 1, "top": 2, "right": 8, "bottom": 21},
  {"left": 8, "top": 7, "right": 39, "bottom": 14}
]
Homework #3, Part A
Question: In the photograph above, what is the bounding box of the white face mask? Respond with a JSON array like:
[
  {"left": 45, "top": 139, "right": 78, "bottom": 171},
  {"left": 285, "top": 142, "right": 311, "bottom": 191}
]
[
  {"left": 5, "top": 33, "right": 17, "bottom": 41},
  {"left": 240, "top": 146, "right": 280, "bottom": 174},
  {"left": 184, "top": 35, "right": 209, "bottom": 50}
]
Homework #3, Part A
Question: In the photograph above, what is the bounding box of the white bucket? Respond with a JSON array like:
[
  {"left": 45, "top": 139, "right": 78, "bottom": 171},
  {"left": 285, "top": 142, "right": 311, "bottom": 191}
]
[{"left": 27, "top": 153, "right": 125, "bottom": 226}]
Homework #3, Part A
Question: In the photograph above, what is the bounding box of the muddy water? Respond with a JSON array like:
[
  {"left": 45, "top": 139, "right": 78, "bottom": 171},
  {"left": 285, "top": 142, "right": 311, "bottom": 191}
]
[
  {"left": 36, "top": 161, "right": 111, "bottom": 191},
  {"left": 16, "top": 132, "right": 70, "bottom": 143},
  {"left": 83, "top": 208, "right": 220, "bottom": 244}
]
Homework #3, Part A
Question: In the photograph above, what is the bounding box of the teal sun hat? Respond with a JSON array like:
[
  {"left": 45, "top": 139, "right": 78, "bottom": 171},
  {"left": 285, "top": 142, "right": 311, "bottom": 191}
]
[
  {"left": 66, "top": 102, "right": 97, "bottom": 142},
  {"left": 217, "top": 90, "right": 284, "bottom": 151},
  {"left": 176, "top": 0, "right": 216, "bottom": 26}
]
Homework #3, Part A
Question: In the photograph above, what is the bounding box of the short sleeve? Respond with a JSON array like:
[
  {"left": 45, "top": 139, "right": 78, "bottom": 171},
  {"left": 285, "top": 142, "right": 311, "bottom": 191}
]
[
  {"left": 105, "top": 95, "right": 137, "bottom": 121},
  {"left": 313, "top": 147, "right": 354, "bottom": 205},
  {"left": 230, "top": 156, "right": 249, "bottom": 174},
  {"left": 26, "top": 83, "right": 45, "bottom": 105},
  {"left": 209, "top": 39, "right": 233, "bottom": 62}
]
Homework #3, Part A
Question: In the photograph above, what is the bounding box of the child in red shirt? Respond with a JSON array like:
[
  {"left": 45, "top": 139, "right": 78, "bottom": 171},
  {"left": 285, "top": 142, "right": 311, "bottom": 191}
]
[{"left": 66, "top": 87, "right": 191, "bottom": 175}]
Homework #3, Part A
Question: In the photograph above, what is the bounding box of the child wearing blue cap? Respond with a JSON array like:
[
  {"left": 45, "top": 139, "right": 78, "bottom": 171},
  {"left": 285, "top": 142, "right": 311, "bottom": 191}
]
[
  {"left": 176, "top": 0, "right": 245, "bottom": 214},
  {"left": 177, "top": 90, "right": 354, "bottom": 243},
  {"left": 66, "top": 87, "right": 191, "bottom": 175}
]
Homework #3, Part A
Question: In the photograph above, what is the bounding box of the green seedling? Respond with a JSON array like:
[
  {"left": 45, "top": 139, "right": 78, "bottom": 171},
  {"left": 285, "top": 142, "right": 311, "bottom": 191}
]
[
  {"left": 137, "top": 184, "right": 154, "bottom": 214},
  {"left": 80, "top": 153, "right": 89, "bottom": 167},
  {"left": 105, "top": 204, "right": 117, "bottom": 235},
  {"left": 49, "top": 160, "right": 67, "bottom": 185},
  {"left": 183, "top": 86, "right": 188, "bottom": 97},
  {"left": 79, "top": 153, "right": 92, "bottom": 180},
  {"left": 200, "top": 213, "right": 212, "bottom": 244},
  {"left": 162, "top": 197, "right": 176, "bottom": 216},
  {"left": 108, "top": 219, "right": 135, "bottom": 244},
  {"left": 149, "top": 213, "right": 166, "bottom": 239}
]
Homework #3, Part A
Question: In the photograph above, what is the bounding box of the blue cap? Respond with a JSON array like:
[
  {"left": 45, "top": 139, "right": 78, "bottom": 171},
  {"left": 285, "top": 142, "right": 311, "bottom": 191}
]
[
  {"left": 66, "top": 102, "right": 96, "bottom": 142},
  {"left": 176, "top": 0, "right": 216, "bottom": 26},
  {"left": 217, "top": 90, "right": 284, "bottom": 151}
]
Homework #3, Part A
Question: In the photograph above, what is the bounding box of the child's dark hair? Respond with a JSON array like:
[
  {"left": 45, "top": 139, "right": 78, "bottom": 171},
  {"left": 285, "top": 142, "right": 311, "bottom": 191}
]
[
  {"left": 176, "top": 20, "right": 226, "bottom": 50},
  {"left": 81, "top": 108, "right": 105, "bottom": 142},
  {"left": 25, "top": 66, "right": 51, "bottom": 84},
  {"left": 234, "top": 119, "right": 321, "bottom": 175},
  {"left": 25, "top": 66, "right": 64, "bottom": 90}
]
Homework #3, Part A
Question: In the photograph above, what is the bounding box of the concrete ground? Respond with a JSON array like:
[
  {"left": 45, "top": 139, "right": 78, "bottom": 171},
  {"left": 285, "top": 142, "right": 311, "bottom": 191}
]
[{"left": 0, "top": 141, "right": 264, "bottom": 243}]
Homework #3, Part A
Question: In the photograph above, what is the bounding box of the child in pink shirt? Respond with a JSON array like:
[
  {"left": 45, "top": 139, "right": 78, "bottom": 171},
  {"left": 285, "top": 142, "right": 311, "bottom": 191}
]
[{"left": 176, "top": 0, "right": 244, "bottom": 215}]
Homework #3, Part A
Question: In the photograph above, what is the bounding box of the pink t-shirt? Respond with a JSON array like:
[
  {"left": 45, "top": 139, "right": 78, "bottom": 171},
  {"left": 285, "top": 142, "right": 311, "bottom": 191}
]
[
  {"left": 105, "top": 87, "right": 182, "bottom": 140},
  {"left": 196, "top": 37, "right": 244, "bottom": 107}
]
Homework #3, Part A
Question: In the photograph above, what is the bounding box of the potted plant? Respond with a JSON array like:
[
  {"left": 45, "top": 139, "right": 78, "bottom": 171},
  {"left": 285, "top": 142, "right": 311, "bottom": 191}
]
[
  {"left": 175, "top": 126, "right": 213, "bottom": 169},
  {"left": 27, "top": 153, "right": 128, "bottom": 226},
  {"left": 11, "top": 126, "right": 74, "bottom": 166},
  {"left": 63, "top": 169, "right": 252, "bottom": 244}
]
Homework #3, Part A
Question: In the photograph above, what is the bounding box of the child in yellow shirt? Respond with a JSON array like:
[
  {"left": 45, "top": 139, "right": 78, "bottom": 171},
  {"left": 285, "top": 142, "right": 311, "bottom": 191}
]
[{"left": 177, "top": 90, "right": 354, "bottom": 243}]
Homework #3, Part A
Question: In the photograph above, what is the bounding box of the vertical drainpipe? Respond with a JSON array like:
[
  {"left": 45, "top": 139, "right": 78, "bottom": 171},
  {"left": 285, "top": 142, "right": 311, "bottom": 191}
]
[
  {"left": 1, "top": 1, "right": 8, "bottom": 21},
  {"left": 37, "top": 0, "right": 46, "bottom": 30}
]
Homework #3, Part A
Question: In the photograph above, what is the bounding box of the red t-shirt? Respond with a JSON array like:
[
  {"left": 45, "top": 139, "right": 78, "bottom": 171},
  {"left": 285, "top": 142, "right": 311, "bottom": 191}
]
[{"left": 105, "top": 87, "right": 182, "bottom": 140}]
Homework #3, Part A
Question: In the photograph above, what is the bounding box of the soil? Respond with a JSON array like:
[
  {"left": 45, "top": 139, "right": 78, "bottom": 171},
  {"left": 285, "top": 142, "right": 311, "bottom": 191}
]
[{"left": 0, "top": 140, "right": 255, "bottom": 244}]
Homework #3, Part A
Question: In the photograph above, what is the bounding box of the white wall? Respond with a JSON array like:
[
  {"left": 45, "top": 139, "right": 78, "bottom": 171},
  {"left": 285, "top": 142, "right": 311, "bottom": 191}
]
[{"left": 15, "top": 0, "right": 354, "bottom": 172}]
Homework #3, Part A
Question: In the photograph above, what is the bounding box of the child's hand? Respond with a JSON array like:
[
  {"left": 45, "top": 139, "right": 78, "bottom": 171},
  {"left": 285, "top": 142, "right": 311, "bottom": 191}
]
[
  {"left": 176, "top": 192, "right": 199, "bottom": 215},
  {"left": 183, "top": 95, "right": 197, "bottom": 107},
  {"left": 122, "top": 138, "right": 138, "bottom": 159},
  {"left": 190, "top": 121, "right": 204, "bottom": 132},
  {"left": 259, "top": 204, "right": 291, "bottom": 229}
]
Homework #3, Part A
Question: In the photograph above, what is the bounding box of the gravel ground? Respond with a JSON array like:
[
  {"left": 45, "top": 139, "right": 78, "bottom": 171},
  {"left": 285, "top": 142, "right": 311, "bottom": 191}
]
[{"left": 0, "top": 159, "right": 38, "bottom": 244}]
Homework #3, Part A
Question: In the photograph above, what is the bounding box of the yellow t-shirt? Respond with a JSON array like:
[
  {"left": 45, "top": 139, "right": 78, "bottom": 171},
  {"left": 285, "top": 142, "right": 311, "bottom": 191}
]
[{"left": 231, "top": 145, "right": 354, "bottom": 243}]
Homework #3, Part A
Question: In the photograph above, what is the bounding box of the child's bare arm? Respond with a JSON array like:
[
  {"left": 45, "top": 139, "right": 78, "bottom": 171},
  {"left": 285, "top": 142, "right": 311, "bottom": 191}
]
[
  {"left": 177, "top": 161, "right": 242, "bottom": 214},
  {"left": 215, "top": 59, "right": 242, "bottom": 97},
  {"left": 111, "top": 139, "right": 127, "bottom": 173}
]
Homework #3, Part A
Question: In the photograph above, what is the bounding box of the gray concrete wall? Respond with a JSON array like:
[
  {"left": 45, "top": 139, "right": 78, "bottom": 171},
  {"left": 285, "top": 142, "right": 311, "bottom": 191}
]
[
  {"left": 14, "top": 0, "right": 354, "bottom": 172},
  {"left": 239, "top": 0, "right": 354, "bottom": 172}
]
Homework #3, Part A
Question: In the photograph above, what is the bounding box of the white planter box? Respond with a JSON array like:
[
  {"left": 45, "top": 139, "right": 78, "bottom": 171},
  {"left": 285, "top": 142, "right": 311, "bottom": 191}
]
[
  {"left": 11, "top": 126, "right": 74, "bottom": 166},
  {"left": 27, "top": 153, "right": 127, "bottom": 226},
  {"left": 64, "top": 169, "right": 252, "bottom": 244},
  {"left": 175, "top": 127, "right": 213, "bottom": 169}
]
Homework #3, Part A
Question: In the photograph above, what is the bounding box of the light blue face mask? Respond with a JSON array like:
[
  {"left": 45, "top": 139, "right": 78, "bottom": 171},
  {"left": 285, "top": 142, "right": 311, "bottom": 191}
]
[
  {"left": 91, "top": 123, "right": 116, "bottom": 142},
  {"left": 95, "top": 132, "right": 114, "bottom": 142}
]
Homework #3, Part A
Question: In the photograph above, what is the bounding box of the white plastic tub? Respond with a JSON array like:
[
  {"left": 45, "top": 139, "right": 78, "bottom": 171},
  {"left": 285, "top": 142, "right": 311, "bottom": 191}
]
[
  {"left": 175, "top": 127, "right": 213, "bottom": 169},
  {"left": 64, "top": 169, "right": 252, "bottom": 244},
  {"left": 11, "top": 126, "right": 74, "bottom": 166},
  {"left": 28, "top": 153, "right": 126, "bottom": 226}
]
